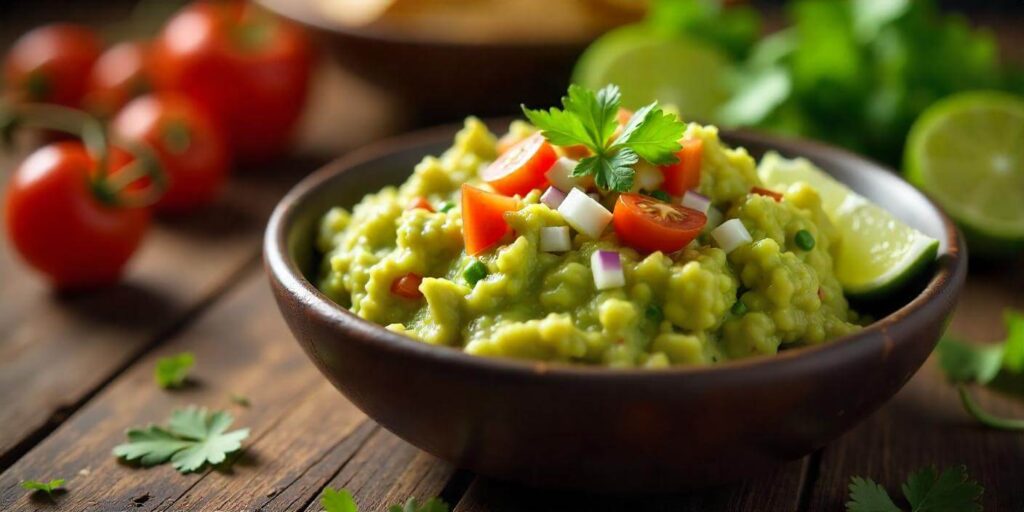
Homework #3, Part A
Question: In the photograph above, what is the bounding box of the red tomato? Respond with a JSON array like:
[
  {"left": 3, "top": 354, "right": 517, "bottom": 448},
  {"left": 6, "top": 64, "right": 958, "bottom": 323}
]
[
  {"left": 150, "top": 1, "right": 312, "bottom": 160},
  {"left": 613, "top": 193, "right": 706, "bottom": 253},
  {"left": 111, "top": 94, "right": 230, "bottom": 213},
  {"left": 4, "top": 23, "right": 101, "bottom": 107},
  {"left": 480, "top": 132, "right": 556, "bottom": 196},
  {"left": 84, "top": 41, "right": 151, "bottom": 118},
  {"left": 4, "top": 142, "right": 151, "bottom": 288},
  {"left": 461, "top": 184, "right": 519, "bottom": 255},
  {"left": 660, "top": 138, "right": 703, "bottom": 196},
  {"left": 407, "top": 197, "right": 434, "bottom": 212},
  {"left": 391, "top": 273, "right": 423, "bottom": 299},
  {"left": 750, "top": 186, "right": 783, "bottom": 202}
]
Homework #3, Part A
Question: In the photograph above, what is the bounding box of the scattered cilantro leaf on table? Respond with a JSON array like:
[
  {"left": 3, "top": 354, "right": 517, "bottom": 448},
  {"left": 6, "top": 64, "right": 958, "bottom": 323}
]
[
  {"left": 154, "top": 352, "right": 195, "bottom": 389},
  {"left": 522, "top": 84, "right": 685, "bottom": 192},
  {"left": 229, "top": 393, "right": 251, "bottom": 407},
  {"left": 321, "top": 487, "right": 358, "bottom": 512},
  {"left": 846, "top": 466, "right": 982, "bottom": 512},
  {"left": 113, "top": 406, "right": 249, "bottom": 473},
  {"left": 388, "top": 497, "right": 450, "bottom": 512},
  {"left": 21, "top": 478, "right": 65, "bottom": 497},
  {"left": 936, "top": 309, "right": 1024, "bottom": 431}
]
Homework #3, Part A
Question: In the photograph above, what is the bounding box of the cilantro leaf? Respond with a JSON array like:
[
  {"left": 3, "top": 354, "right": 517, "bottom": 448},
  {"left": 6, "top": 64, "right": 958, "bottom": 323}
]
[
  {"left": 21, "top": 478, "right": 65, "bottom": 496},
  {"left": 902, "top": 465, "right": 983, "bottom": 512},
  {"left": 388, "top": 497, "right": 450, "bottom": 512},
  {"left": 846, "top": 476, "right": 901, "bottom": 512},
  {"left": 154, "top": 352, "right": 195, "bottom": 389},
  {"left": 521, "top": 105, "right": 593, "bottom": 149},
  {"left": 113, "top": 406, "right": 250, "bottom": 473},
  {"left": 577, "top": 149, "right": 639, "bottom": 192},
  {"left": 612, "top": 102, "right": 685, "bottom": 164},
  {"left": 563, "top": 84, "right": 621, "bottom": 147},
  {"left": 321, "top": 487, "right": 358, "bottom": 512},
  {"left": 935, "top": 336, "right": 1003, "bottom": 385},
  {"left": 1000, "top": 310, "right": 1024, "bottom": 372}
]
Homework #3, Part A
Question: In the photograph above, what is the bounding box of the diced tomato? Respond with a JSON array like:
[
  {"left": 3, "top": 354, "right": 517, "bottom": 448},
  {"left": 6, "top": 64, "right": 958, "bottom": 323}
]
[
  {"left": 481, "top": 132, "right": 556, "bottom": 196},
  {"left": 751, "top": 186, "right": 783, "bottom": 202},
  {"left": 660, "top": 138, "right": 703, "bottom": 196},
  {"left": 616, "top": 107, "right": 634, "bottom": 126},
  {"left": 391, "top": 273, "right": 423, "bottom": 299},
  {"left": 407, "top": 196, "right": 434, "bottom": 212},
  {"left": 461, "top": 184, "right": 520, "bottom": 255},
  {"left": 496, "top": 131, "right": 524, "bottom": 155},
  {"left": 613, "top": 193, "right": 706, "bottom": 253}
]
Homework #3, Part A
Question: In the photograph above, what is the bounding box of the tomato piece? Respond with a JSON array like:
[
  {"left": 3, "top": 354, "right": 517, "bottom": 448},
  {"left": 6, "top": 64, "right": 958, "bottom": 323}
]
[
  {"left": 461, "top": 184, "right": 519, "bottom": 255},
  {"left": 407, "top": 197, "right": 434, "bottom": 212},
  {"left": 751, "top": 186, "right": 783, "bottom": 202},
  {"left": 111, "top": 93, "right": 230, "bottom": 213},
  {"left": 4, "top": 142, "right": 150, "bottom": 288},
  {"left": 150, "top": 1, "right": 312, "bottom": 160},
  {"left": 481, "top": 132, "right": 556, "bottom": 196},
  {"left": 616, "top": 107, "right": 634, "bottom": 126},
  {"left": 4, "top": 23, "right": 101, "bottom": 107},
  {"left": 660, "top": 138, "right": 704, "bottom": 196},
  {"left": 613, "top": 193, "right": 706, "bottom": 253},
  {"left": 83, "top": 41, "right": 150, "bottom": 118},
  {"left": 391, "top": 273, "right": 424, "bottom": 299}
]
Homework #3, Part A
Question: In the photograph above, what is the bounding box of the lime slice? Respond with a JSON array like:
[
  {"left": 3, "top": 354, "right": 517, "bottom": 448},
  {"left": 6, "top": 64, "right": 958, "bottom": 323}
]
[
  {"left": 572, "top": 24, "right": 731, "bottom": 121},
  {"left": 904, "top": 91, "right": 1024, "bottom": 256},
  {"left": 758, "top": 152, "right": 939, "bottom": 300}
]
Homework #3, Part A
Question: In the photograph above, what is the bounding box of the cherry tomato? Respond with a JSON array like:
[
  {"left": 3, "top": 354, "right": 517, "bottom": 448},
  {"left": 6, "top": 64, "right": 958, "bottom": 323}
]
[
  {"left": 111, "top": 94, "right": 230, "bottom": 213},
  {"left": 461, "top": 183, "right": 519, "bottom": 255},
  {"left": 391, "top": 273, "right": 423, "bottom": 299},
  {"left": 481, "top": 132, "right": 556, "bottom": 196},
  {"left": 750, "top": 186, "right": 783, "bottom": 202},
  {"left": 613, "top": 193, "right": 706, "bottom": 253},
  {"left": 150, "top": 1, "right": 312, "bottom": 160},
  {"left": 84, "top": 41, "right": 150, "bottom": 118},
  {"left": 4, "top": 24, "right": 101, "bottom": 107},
  {"left": 660, "top": 138, "right": 703, "bottom": 196},
  {"left": 4, "top": 142, "right": 151, "bottom": 288}
]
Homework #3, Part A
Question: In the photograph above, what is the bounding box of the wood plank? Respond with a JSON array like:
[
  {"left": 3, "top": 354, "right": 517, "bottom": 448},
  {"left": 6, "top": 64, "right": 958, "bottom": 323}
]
[
  {"left": 806, "top": 261, "right": 1024, "bottom": 510},
  {"left": 454, "top": 460, "right": 808, "bottom": 512}
]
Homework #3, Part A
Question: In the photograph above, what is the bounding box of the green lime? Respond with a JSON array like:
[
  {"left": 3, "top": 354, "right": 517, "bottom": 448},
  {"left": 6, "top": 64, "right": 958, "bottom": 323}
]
[
  {"left": 758, "top": 152, "right": 939, "bottom": 300},
  {"left": 904, "top": 91, "right": 1024, "bottom": 256},
  {"left": 572, "top": 24, "right": 731, "bottom": 121}
]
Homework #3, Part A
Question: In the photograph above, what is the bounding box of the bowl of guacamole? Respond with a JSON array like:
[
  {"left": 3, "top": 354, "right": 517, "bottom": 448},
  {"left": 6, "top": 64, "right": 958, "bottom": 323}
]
[{"left": 265, "top": 87, "right": 965, "bottom": 490}]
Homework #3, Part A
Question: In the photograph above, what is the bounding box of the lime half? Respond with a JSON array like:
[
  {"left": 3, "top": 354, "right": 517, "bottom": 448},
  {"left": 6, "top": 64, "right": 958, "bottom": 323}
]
[
  {"left": 572, "top": 24, "right": 731, "bottom": 121},
  {"left": 758, "top": 153, "right": 939, "bottom": 300},
  {"left": 905, "top": 91, "right": 1024, "bottom": 256}
]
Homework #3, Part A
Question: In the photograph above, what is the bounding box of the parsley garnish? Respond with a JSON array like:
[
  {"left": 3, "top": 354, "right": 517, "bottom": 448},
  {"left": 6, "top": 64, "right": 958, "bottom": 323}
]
[
  {"left": 21, "top": 478, "right": 65, "bottom": 498},
  {"left": 154, "top": 352, "right": 195, "bottom": 389},
  {"left": 319, "top": 487, "right": 449, "bottom": 512},
  {"left": 846, "top": 465, "right": 982, "bottom": 512},
  {"left": 522, "top": 84, "right": 685, "bottom": 192},
  {"left": 935, "top": 309, "right": 1024, "bottom": 430},
  {"left": 113, "top": 406, "right": 250, "bottom": 473}
]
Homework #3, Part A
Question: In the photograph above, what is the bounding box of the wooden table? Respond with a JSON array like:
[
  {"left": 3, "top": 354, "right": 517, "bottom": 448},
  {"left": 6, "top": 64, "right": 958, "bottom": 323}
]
[{"left": 1, "top": 55, "right": 1023, "bottom": 511}]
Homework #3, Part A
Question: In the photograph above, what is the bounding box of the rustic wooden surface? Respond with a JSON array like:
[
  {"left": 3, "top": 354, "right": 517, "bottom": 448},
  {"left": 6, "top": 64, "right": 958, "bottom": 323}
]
[{"left": 1, "top": 10, "right": 1023, "bottom": 511}]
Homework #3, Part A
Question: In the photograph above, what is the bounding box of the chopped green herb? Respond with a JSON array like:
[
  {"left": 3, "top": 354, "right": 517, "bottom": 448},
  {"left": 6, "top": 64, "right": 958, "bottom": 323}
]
[
  {"left": 113, "top": 406, "right": 250, "bottom": 473},
  {"left": 647, "top": 189, "right": 672, "bottom": 202},
  {"left": 438, "top": 200, "right": 456, "bottom": 213},
  {"left": 321, "top": 487, "right": 358, "bottom": 512},
  {"left": 388, "top": 497, "right": 450, "bottom": 512},
  {"left": 230, "top": 394, "right": 251, "bottom": 407},
  {"left": 21, "top": 478, "right": 64, "bottom": 497},
  {"left": 522, "top": 84, "right": 685, "bottom": 192},
  {"left": 731, "top": 300, "right": 748, "bottom": 316},
  {"left": 463, "top": 260, "right": 488, "bottom": 286},
  {"left": 645, "top": 304, "right": 664, "bottom": 323},
  {"left": 794, "top": 229, "right": 815, "bottom": 251},
  {"left": 154, "top": 352, "right": 195, "bottom": 389},
  {"left": 846, "top": 465, "right": 982, "bottom": 512}
]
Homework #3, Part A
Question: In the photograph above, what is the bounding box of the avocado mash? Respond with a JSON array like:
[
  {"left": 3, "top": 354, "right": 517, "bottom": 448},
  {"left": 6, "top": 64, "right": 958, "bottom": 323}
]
[{"left": 316, "top": 116, "right": 862, "bottom": 367}]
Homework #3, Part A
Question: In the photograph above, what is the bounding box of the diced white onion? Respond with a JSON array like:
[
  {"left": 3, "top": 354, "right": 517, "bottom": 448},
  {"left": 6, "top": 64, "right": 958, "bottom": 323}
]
[
  {"left": 539, "top": 226, "right": 572, "bottom": 252},
  {"left": 681, "top": 191, "right": 711, "bottom": 213},
  {"left": 544, "top": 157, "right": 583, "bottom": 192},
  {"left": 702, "top": 206, "right": 723, "bottom": 234},
  {"left": 711, "top": 218, "right": 752, "bottom": 253},
  {"left": 633, "top": 162, "right": 664, "bottom": 192},
  {"left": 540, "top": 186, "right": 567, "bottom": 209},
  {"left": 591, "top": 250, "right": 625, "bottom": 290},
  {"left": 558, "top": 188, "right": 613, "bottom": 239}
]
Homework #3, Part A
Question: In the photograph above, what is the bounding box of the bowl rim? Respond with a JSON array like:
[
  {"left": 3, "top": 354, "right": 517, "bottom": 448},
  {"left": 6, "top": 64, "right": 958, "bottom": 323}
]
[{"left": 264, "top": 120, "right": 967, "bottom": 380}]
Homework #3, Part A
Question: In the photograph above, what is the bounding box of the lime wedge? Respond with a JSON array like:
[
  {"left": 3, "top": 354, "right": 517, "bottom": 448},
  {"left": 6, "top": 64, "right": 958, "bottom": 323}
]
[
  {"left": 758, "top": 152, "right": 939, "bottom": 300},
  {"left": 572, "top": 24, "right": 731, "bottom": 121},
  {"left": 904, "top": 91, "right": 1024, "bottom": 256}
]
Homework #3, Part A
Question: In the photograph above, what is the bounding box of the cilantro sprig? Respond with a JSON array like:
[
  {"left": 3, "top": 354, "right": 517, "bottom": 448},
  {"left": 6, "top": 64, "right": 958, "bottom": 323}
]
[
  {"left": 846, "top": 465, "right": 983, "bottom": 512},
  {"left": 522, "top": 84, "right": 685, "bottom": 192},
  {"left": 154, "top": 352, "right": 195, "bottom": 389},
  {"left": 113, "top": 406, "right": 250, "bottom": 473},
  {"left": 936, "top": 309, "right": 1024, "bottom": 430},
  {"left": 320, "top": 487, "right": 449, "bottom": 512},
  {"left": 21, "top": 478, "right": 65, "bottom": 499}
]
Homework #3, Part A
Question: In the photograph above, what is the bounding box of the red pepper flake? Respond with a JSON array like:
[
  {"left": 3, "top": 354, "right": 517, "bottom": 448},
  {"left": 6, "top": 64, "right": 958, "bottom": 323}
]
[
  {"left": 407, "top": 197, "right": 434, "bottom": 212},
  {"left": 391, "top": 273, "right": 424, "bottom": 299},
  {"left": 751, "top": 187, "right": 783, "bottom": 202}
]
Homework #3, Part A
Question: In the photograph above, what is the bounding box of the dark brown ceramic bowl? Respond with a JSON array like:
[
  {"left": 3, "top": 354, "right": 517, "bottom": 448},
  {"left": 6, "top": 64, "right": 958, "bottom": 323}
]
[{"left": 264, "top": 121, "right": 966, "bottom": 492}]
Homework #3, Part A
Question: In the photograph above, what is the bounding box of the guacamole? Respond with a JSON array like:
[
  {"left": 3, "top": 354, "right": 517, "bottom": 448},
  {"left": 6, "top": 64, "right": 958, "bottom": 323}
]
[{"left": 316, "top": 117, "right": 861, "bottom": 368}]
